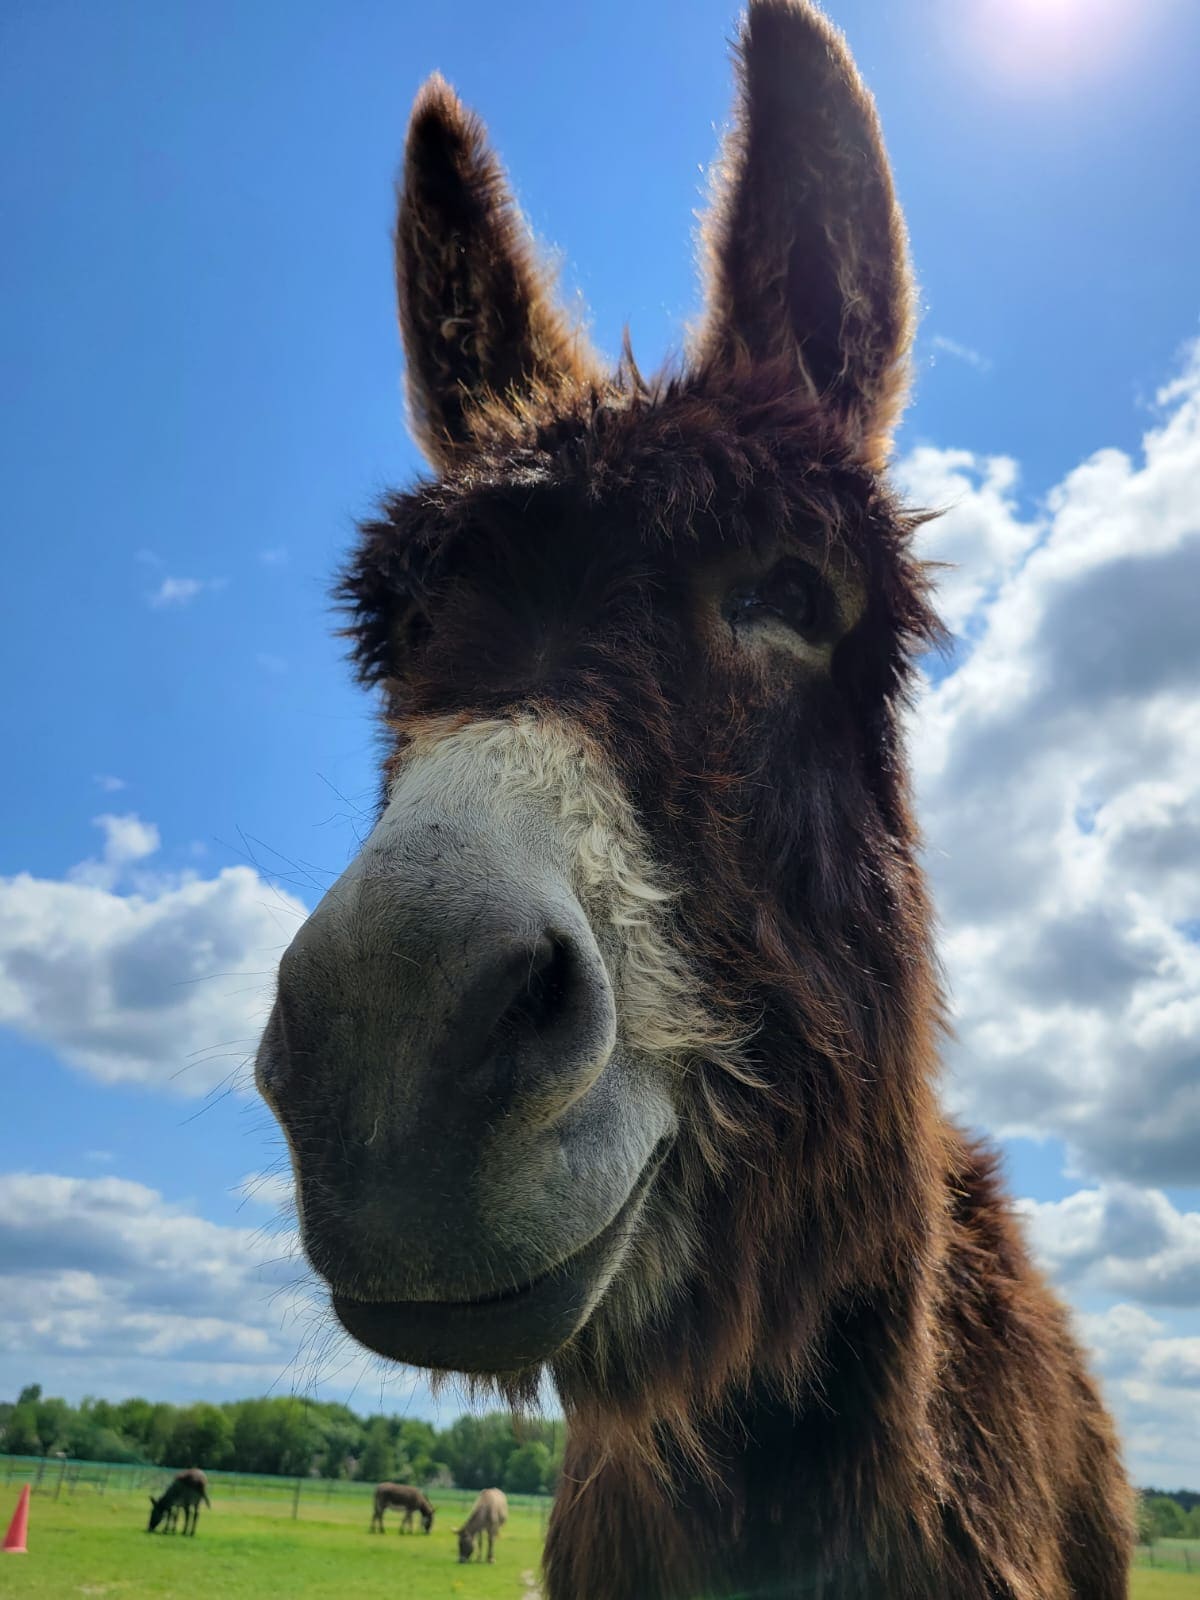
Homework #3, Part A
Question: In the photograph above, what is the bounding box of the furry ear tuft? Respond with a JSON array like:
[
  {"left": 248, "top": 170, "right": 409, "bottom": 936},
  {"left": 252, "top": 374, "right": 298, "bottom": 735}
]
[{"left": 396, "top": 74, "right": 602, "bottom": 468}]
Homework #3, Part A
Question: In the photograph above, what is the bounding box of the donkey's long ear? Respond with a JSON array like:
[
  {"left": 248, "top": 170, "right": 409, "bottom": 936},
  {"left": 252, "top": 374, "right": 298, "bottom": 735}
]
[
  {"left": 397, "top": 75, "right": 601, "bottom": 469},
  {"left": 693, "top": 1, "right": 914, "bottom": 466}
]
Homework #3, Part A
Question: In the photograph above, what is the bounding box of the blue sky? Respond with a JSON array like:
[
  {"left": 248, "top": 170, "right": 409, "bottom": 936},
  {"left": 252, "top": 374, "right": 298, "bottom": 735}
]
[{"left": 2, "top": 0, "right": 1199, "bottom": 1483}]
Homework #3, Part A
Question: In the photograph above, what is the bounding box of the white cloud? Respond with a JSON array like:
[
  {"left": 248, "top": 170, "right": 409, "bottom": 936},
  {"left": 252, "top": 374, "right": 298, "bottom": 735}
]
[
  {"left": 66, "top": 813, "right": 161, "bottom": 892},
  {"left": 1075, "top": 1304, "right": 1200, "bottom": 1483},
  {"left": 0, "top": 1172, "right": 438, "bottom": 1410},
  {"left": 1011, "top": 1183, "right": 1200, "bottom": 1479},
  {"left": 0, "top": 817, "right": 307, "bottom": 1095},
  {"left": 1018, "top": 1186, "right": 1200, "bottom": 1307},
  {"left": 147, "top": 576, "right": 226, "bottom": 609},
  {"left": 258, "top": 547, "right": 288, "bottom": 567},
  {"left": 929, "top": 333, "right": 993, "bottom": 374},
  {"left": 909, "top": 341, "right": 1200, "bottom": 1183},
  {"left": 898, "top": 447, "right": 1038, "bottom": 634},
  {"left": 93, "top": 775, "right": 127, "bottom": 794}
]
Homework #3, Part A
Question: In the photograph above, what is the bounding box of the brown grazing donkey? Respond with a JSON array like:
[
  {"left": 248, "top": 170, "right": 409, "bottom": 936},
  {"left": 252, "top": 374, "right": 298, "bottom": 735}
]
[
  {"left": 147, "top": 1468, "right": 210, "bottom": 1536},
  {"left": 370, "top": 1480, "right": 435, "bottom": 1534},
  {"left": 256, "top": 3, "right": 1133, "bottom": 1594},
  {"left": 456, "top": 1488, "right": 508, "bottom": 1564}
]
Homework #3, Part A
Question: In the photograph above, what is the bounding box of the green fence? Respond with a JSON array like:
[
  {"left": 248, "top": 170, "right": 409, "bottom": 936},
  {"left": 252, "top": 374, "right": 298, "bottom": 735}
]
[
  {"left": 1131, "top": 1537, "right": 1200, "bottom": 1575},
  {"left": 0, "top": 1454, "right": 551, "bottom": 1528}
]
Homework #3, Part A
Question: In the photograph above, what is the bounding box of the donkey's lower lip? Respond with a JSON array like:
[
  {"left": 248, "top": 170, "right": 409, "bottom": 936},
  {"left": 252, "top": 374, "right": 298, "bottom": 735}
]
[{"left": 330, "top": 1152, "right": 663, "bottom": 1373}]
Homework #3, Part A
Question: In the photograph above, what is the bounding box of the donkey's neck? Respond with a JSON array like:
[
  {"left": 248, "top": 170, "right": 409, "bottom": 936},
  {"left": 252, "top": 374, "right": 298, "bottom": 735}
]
[{"left": 547, "top": 1256, "right": 948, "bottom": 1600}]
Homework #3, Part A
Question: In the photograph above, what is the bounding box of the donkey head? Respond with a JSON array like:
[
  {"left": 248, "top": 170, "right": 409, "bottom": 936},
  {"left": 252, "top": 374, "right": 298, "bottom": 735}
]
[{"left": 257, "top": 1, "right": 939, "bottom": 1399}]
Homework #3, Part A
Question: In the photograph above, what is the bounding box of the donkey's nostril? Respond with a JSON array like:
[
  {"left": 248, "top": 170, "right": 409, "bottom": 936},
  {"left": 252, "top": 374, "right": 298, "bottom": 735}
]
[
  {"left": 494, "top": 934, "right": 573, "bottom": 1045},
  {"left": 456, "top": 927, "right": 614, "bottom": 1115}
]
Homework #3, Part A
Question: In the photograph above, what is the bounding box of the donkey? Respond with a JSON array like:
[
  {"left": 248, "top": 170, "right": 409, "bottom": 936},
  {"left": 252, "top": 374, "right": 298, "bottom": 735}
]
[
  {"left": 370, "top": 1480, "right": 435, "bottom": 1534},
  {"left": 147, "top": 1468, "right": 210, "bottom": 1536},
  {"left": 456, "top": 1488, "right": 508, "bottom": 1564},
  {"left": 255, "top": 3, "right": 1133, "bottom": 1595}
]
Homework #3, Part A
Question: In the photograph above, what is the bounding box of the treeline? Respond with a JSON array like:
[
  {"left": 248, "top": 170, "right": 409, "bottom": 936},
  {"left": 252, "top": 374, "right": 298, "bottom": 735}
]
[
  {"left": 1139, "top": 1490, "right": 1200, "bottom": 1542},
  {"left": 0, "top": 1385, "right": 563, "bottom": 1495}
]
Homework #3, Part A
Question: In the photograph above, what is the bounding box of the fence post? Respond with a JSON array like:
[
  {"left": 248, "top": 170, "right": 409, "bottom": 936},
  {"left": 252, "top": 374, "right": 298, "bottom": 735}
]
[
  {"left": 292, "top": 1478, "right": 302, "bottom": 1520},
  {"left": 34, "top": 1457, "right": 46, "bottom": 1494},
  {"left": 54, "top": 1458, "right": 68, "bottom": 1500}
]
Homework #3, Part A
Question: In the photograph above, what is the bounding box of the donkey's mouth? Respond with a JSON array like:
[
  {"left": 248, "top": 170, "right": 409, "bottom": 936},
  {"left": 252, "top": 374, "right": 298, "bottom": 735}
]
[{"left": 331, "top": 1151, "right": 663, "bottom": 1373}]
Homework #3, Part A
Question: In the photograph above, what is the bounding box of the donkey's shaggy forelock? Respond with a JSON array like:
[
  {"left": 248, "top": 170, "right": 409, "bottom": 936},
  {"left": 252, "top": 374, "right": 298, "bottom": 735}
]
[{"left": 258, "top": 3, "right": 1133, "bottom": 1595}]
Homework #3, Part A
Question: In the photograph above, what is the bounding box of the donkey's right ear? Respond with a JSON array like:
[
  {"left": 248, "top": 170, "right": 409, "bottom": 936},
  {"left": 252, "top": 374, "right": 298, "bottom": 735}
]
[{"left": 396, "top": 75, "right": 601, "bottom": 470}]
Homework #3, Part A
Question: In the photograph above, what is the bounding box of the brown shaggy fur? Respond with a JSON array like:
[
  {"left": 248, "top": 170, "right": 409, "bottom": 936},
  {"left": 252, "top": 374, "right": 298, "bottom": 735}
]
[
  {"left": 329, "top": 3, "right": 1133, "bottom": 1596},
  {"left": 370, "top": 1481, "right": 434, "bottom": 1534}
]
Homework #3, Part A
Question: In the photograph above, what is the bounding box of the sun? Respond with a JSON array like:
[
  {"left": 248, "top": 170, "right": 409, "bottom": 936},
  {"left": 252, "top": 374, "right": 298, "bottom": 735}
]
[{"left": 959, "top": 0, "right": 1156, "bottom": 88}]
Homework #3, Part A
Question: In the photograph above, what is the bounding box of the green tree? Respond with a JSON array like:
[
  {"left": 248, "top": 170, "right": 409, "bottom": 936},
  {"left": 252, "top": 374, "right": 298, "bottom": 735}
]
[
  {"left": 113, "top": 1398, "right": 155, "bottom": 1453},
  {"left": 503, "top": 1440, "right": 551, "bottom": 1495},
  {"left": 1134, "top": 1493, "right": 1156, "bottom": 1548},
  {"left": 439, "top": 1413, "right": 520, "bottom": 1490},
  {"left": 230, "top": 1399, "right": 321, "bottom": 1476},
  {"left": 145, "top": 1403, "right": 177, "bottom": 1464},
  {"left": 16, "top": 1385, "right": 42, "bottom": 1408},
  {"left": 1147, "top": 1495, "right": 1186, "bottom": 1539},
  {"left": 359, "top": 1418, "right": 396, "bottom": 1484},
  {"left": 33, "top": 1397, "right": 73, "bottom": 1454},
  {"left": 398, "top": 1419, "right": 437, "bottom": 1483},
  {"left": 167, "top": 1403, "right": 233, "bottom": 1468},
  {"left": 2, "top": 1402, "right": 42, "bottom": 1455},
  {"left": 317, "top": 1418, "right": 363, "bottom": 1479}
]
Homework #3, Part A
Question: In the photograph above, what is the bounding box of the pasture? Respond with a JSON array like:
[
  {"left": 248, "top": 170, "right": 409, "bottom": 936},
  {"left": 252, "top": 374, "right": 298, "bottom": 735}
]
[
  {"left": 1, "top": 1483, "right": 546, "bottom": 1599},
  {"left": 2, "top": 1481, "right": 1196, "bottom": 1597}
]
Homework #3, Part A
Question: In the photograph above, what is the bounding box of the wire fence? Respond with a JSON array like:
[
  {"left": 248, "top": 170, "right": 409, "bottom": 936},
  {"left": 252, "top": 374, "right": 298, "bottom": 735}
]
[
  {"left": 0, "top": 1454, "right": 551, "bottom": 1532},
  {"left": 1131, "top": 1536, "right": 1200, "bottom": 1574}
]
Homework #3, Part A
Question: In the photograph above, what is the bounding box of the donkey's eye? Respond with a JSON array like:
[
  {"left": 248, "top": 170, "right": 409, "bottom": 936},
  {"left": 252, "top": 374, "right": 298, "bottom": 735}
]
[{"left": 724, "top": 560, "right": 828, "bottom": 638}]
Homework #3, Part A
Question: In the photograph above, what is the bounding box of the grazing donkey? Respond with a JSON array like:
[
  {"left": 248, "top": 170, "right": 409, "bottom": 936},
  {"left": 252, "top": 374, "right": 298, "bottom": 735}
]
[
  {"left": 256, "top": 2, "right": 1133, "bottom": 1595},
  {"left": 147, "top": 1468, "right": 210, "bottom": 1536},
  {"left": 370, "top": 1481, "right": 435, "bottom": 1534},
  {"left": 456, "top": 1488, "right": 508, "bottom": 1564}
]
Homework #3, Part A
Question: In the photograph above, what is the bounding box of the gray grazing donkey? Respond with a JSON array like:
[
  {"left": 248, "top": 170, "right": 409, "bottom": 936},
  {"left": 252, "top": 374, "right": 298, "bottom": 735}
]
[
  {"left": 457, "top": 1487, "right": 508, "bottom": 1563},
  {"left": 147, "top": 1467, "right": 211, "bottom": 1535},
  {"left": 371, "top": 1480, "right": 435, "bottom": 1534}
]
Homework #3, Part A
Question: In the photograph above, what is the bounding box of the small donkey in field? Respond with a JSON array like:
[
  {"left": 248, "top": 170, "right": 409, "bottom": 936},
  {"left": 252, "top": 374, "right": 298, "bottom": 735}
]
[
  {"left": 370, "top": 1481, "right": 435, "bottom": 1534},
  {"left": 147, "top": 1468, "right": 210, "bottom": 1536},
  {"left": 456, "top": 1488, "right": 508, "bottom": 1564},
  {"left": 257, "top": 2, "right": 1133, "bottom": 1595}
]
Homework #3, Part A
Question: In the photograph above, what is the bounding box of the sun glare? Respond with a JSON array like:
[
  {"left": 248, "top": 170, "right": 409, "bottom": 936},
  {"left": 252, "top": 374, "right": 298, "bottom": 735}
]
[{"left": 959, "top": 0, "right": 1158, "bottom": 88}]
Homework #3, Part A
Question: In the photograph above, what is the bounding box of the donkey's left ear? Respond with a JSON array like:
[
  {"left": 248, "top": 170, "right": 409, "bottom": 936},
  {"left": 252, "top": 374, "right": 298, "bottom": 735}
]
[
  {"left": 693, "top": 1, "right": 914, "bottom": 467},
  {"left": 396, "top": 75, "right": 602, "bottom": 470}
]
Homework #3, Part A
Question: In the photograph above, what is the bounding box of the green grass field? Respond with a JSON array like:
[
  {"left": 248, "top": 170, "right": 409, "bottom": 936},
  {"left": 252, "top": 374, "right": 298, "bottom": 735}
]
[
  {"left": 3, "top": 1486, "right": 1196, "bottom": 1597},
  {"left": 1131, "top": 1570, "right": 1200, "bottom": 1600},
  {"left": 1, "top": 1488, "right": 546, "bottom": 1598}
]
